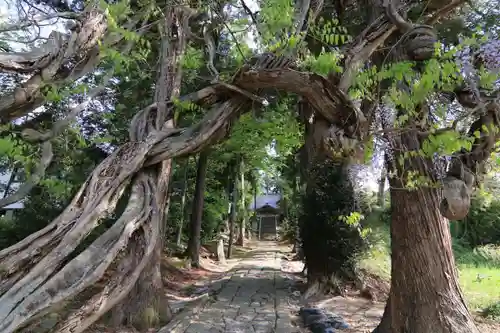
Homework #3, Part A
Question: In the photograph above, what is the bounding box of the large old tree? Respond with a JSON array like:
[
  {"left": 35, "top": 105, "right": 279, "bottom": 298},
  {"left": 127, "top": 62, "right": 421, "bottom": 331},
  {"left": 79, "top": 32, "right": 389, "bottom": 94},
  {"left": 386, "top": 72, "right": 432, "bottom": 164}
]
[{"left": 0, "top": 0, "right": 499, "bottom": 333}]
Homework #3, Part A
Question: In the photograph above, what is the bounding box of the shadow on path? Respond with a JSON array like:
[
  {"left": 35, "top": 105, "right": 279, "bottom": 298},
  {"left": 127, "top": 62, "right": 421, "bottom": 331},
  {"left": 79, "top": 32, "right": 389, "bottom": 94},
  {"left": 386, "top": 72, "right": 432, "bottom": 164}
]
[{"left": 168, "top": 242, "right": 302, "bottom": 333}]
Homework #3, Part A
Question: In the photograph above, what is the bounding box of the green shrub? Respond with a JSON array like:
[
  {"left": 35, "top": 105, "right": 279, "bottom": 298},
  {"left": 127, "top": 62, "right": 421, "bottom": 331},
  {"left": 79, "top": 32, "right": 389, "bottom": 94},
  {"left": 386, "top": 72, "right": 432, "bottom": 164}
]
[
  {"left": 453, "top": 240, "right": 500, "bottom": 268},
  {"left": 300, "top": 158, "right": 368, "bottom": 287},
  {"left": 451, "top": 196, "right": 500, "bottom": 248},
  {"left": 482, "top": 302, "right": 500, "bottom": 320}
]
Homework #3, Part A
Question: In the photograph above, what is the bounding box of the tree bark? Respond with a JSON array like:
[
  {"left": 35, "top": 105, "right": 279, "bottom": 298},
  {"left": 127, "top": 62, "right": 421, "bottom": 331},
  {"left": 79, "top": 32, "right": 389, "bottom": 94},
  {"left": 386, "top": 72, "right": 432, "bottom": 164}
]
[
  {"left": 250, "top": 175, "right": 258, "bottom": 240},
  {"left": 373, "top": 117, "right": 479, "bottom": 333},
  {"left": 186, "top": 150, "right": 210, "bottom": 268},
  {"left": 107, "top": 4, "right": 186, "bottom": 328},
  {"left": 301, "top": 156, "right": 363, "bottom": 296},
  {"left": 109, "top": 212, "right": 172, "bottom": 329},
  {"left": 373, "top": 183, "right": 479, "bottom": 333}
]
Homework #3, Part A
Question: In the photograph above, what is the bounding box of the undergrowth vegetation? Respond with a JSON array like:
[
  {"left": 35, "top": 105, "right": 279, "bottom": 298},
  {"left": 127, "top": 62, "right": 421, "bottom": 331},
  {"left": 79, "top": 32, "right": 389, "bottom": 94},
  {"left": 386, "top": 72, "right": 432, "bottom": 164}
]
[{"left": 360, "top": 205, "right": 500, "bottom": 320}]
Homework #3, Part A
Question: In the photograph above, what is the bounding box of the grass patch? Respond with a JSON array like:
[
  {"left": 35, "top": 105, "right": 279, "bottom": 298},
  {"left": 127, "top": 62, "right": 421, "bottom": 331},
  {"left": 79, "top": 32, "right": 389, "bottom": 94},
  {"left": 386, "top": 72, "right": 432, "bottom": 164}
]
[
  {"left": 454, "top": 243, "right": 500, "bottom": 311},
  {"left": 359, "top": 211, "right": 500, "bottom": 319},
  {"left": 358, "top": 210, "right": 391, "bottom": 280},
  {"left": 460, "top": 266, "right": 500, "bottom": 310}
]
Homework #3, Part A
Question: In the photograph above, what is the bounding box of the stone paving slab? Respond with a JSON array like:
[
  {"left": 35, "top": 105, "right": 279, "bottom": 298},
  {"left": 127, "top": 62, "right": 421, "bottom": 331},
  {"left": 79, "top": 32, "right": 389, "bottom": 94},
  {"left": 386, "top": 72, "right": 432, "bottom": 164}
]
[{"left": 174, "top": 243, "right": 300, "bottom": 333}]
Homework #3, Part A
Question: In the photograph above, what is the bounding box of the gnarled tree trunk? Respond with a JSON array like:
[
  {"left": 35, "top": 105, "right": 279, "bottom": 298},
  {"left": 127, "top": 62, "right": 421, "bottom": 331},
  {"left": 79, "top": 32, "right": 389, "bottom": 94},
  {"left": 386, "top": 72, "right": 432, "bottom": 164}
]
[
  {"left": 373, "top": 184, "right": 478, "bottom": 333},
  {"left": 0, "top": 3, "right": 108, "bottom": 124},
  {"left": 373, "top": 119, "right": 479, "bottom": 332},
  {"left": 104, "top": 4, "right": 186, "bottom": 329},
  {"left": 107, "top": 161, "right": 175, "bottom": 330},
  {"left": 0, "top": 54, "right": 304, "bottom": 333},
  {"left": 0, "top": 6, "right": 188, "bottom": 332},
  {"left": 109, "top": 217, "right": 172, "bottom": 330}
]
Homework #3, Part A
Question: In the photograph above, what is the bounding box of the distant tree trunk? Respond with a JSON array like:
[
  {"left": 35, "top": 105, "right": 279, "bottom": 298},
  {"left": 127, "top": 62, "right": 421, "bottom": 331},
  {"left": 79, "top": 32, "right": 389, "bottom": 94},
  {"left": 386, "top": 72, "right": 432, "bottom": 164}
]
[
  {"left": 377, "top": 163, "right": 387, "bottom": 208},
  {"left": 186, "top": 150, "right": 209, "bottom": 268},
  {"left": 373, "top": 128, "right": 479, "bottom": 333},
  {"left": 176, "top": 159, "right": 190, "bottom": 246},
  {"left": 249, "top": 176, "right": 257, "bottom": 240},
  {"left": 236, "top": 158, "right": 246, "bottom": 246},
  {"left": 246, "top": 220, "right": 252, "bottom": 240},
  {"left": 227, "top": 162, "right": 238, "bottom": 259},
  {"left": 291, "top": 175, "right": 300, "bottom": 253},
  {"left": 162, "top": 164, "right": 174, "bottom": 233}
]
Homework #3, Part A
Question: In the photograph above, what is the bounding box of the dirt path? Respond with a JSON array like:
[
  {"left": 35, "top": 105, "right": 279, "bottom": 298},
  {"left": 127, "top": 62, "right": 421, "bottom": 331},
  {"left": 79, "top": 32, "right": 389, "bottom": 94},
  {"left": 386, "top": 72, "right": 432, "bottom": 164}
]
[{"left": 166, "top": 242, "right": 301, "bottom": 333}]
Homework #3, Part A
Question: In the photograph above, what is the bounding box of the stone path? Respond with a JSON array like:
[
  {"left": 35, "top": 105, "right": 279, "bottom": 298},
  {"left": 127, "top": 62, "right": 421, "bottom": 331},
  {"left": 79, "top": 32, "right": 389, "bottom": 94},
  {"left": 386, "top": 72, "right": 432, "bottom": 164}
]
[{"left": 171, "top": 243, "right": 299, "bottom": 333}]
